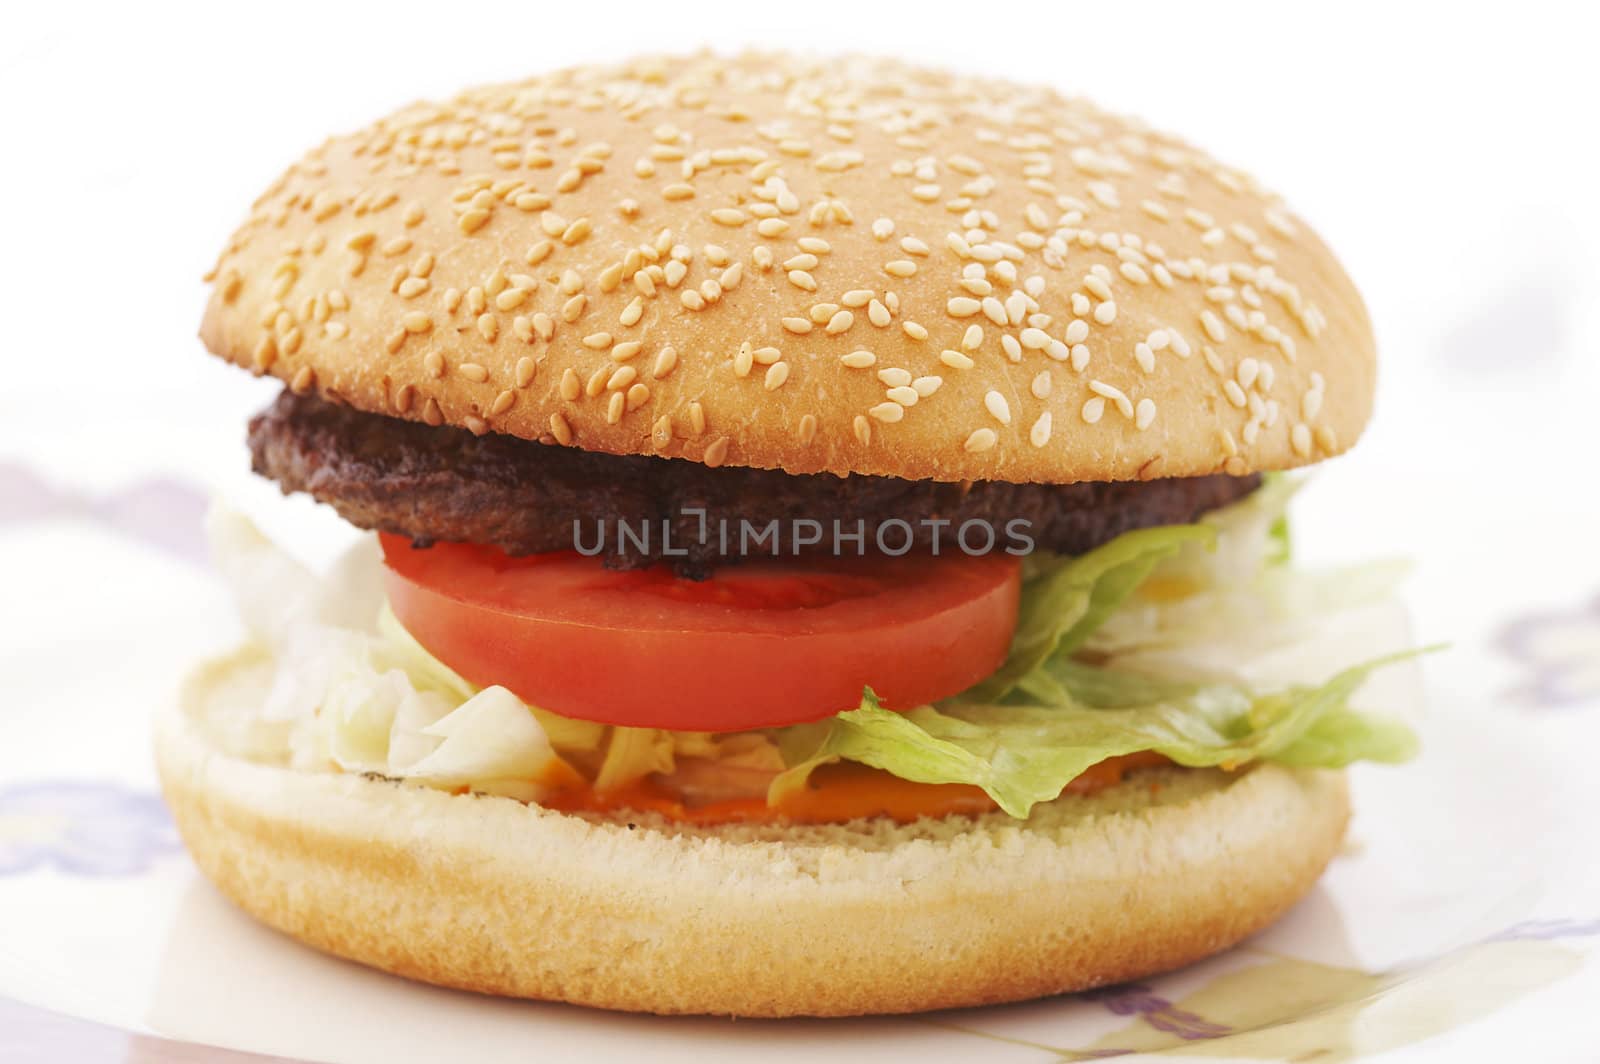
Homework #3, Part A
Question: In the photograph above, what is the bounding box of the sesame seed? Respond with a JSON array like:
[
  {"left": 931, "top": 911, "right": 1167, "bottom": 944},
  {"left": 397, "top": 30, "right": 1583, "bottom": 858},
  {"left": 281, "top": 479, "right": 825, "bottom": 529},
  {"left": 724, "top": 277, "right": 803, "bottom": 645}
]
[
  {"left": 513, "top": 357, "right": 537, "bottom": 388},
  {"left": 787, "top": 269, "right": 817, "bottom": 291},
  {"left": 1030, "top": 411, "right": 1052, "bottom": 447},
  {"left": 1031, "top": 372, "right": 1051, "bottom": 399},
  {"left": 877, "top": 367, "right": 912, "bottom": 387},
  {"left": 1223, "top": 380, "right": 1248, "bottom": 408},
  {"left": 798, "top": 414, "right": 818, "bottom": 444},
  {"left": 869, "top": 401, "right": 905, "bottom": 423},
  {"left": 1093, "top": 300, "right": 1118, "bottom": 325},
  {"left": 983, "top": 390, "right": 1012, "bottom": 425},
  {"left": 606, "top": 365, "right": 638, "bottom": 392},
  {"left": 1201, "top": 310, "right": 1227, "bottom": 342},
  {"left": 947, "top": 296, "right": 982, "bottom": 318},
  {"left": 1291, "top": 423, "right": 1313, "bottom": 457},
  {"left": 734, "top": 342, "right": 754, "bottom": 378},
  {"left": 1089, "top": 379, "right": 1133, "bottom": 418},
  {"left": 651, "top": 415, "right": 673, "bottom": 451},
  {"left": 1081, "top": 397, "right": 1106, "bottom": 424},
  {"left": 841, "top": 349, "right": 876, "bottom": 369},
  {"left": 765, "top": 362, "right": 791, "bottom": 390},
  {"left": 868, "top": 299, "right": 891, "bottom": 327},
  {"left": 939, "top": 349, "right": 974, "bottom": 370},
  {"left": 826, "top": 310, "right": 854, "bottom": 334},
  {"left": 1135, "top": 398, "right": 1157, "bottom": 430},
  {"left": 853, "top": 415, "right": 872, "bottom": 446},
  {"left": 559, "top": 367, "right": 581, "bottom": 401},
  {"left": 885, "top": 259, "right": 917, "bottom": 277},
  {"left": 1237, "top": 357, "right": 1260, "bottom": 390},
  {"left": 963, "top": 428, "right": 998, "bottom": 453}
]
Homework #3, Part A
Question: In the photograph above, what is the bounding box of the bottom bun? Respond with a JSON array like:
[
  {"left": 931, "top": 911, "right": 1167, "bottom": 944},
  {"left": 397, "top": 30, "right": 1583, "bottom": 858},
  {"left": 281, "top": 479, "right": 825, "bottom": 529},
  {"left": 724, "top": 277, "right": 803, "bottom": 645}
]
[{"left": 155, "top": 650, "right": 1350, "bottom": 1018}]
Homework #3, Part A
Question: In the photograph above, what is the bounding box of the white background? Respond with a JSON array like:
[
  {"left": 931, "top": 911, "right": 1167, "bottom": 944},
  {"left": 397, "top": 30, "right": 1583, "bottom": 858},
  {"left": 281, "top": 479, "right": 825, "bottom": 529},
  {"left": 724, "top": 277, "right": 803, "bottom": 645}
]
[{"left": 2, "top": 2, "right": 1598, "bottom": 1060}]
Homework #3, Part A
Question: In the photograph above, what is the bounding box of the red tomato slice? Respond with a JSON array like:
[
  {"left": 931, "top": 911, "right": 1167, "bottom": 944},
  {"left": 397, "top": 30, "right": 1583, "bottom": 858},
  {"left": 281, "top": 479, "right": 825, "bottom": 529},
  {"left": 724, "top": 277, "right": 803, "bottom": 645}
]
[{"left": 379, "top": 535, "right": 1021, "bottom": 730}]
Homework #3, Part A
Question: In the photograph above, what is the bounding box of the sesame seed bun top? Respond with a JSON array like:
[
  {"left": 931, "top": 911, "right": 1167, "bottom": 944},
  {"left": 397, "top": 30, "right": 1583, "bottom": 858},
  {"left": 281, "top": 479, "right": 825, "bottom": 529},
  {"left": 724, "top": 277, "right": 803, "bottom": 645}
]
[{"left": 200, "top": 52, "right": 1375, "bottom": 483}]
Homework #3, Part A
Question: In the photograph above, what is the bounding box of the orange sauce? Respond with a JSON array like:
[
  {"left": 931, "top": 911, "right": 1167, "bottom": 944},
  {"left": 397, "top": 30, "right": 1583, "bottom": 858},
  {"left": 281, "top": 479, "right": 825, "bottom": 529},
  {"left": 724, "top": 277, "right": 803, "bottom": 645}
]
[{"left": 540, "top": 751, "right": 1171, "bottom": 825}]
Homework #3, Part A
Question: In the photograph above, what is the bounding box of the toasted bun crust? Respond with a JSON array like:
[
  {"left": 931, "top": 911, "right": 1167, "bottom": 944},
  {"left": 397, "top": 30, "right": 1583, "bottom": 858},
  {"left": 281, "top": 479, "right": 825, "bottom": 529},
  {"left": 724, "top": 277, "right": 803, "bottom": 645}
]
[
  {"left": 200, "top": 52, "right": 1373, "bottom": 484},
  {"left": 156, "top": 651, "right": 1350, "bottom": 1017}
]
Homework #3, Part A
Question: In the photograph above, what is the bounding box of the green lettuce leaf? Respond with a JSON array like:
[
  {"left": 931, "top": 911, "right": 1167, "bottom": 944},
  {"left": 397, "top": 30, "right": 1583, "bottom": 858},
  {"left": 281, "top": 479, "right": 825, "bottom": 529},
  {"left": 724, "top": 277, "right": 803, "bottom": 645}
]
[
  {"left": 773, "top": 652, "right": 1423, "bottom": 818},
  {"left": 963, "top": 524, "right": 1214, "bottom": 701}
]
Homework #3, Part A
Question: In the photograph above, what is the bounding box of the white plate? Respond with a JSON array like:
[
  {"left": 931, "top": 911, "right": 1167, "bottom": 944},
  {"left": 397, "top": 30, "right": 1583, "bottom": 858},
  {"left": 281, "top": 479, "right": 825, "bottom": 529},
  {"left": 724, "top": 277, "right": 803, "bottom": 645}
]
[{"left": 2, "top": 468, "right": 1597, "bottom": 1063}]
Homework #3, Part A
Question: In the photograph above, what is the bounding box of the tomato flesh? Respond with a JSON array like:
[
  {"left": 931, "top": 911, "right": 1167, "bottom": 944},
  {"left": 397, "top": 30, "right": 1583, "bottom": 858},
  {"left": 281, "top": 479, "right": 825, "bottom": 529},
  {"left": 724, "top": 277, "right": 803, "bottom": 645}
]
[{"left": 380, "top": 536, "right": 1022, "bottom": 731}]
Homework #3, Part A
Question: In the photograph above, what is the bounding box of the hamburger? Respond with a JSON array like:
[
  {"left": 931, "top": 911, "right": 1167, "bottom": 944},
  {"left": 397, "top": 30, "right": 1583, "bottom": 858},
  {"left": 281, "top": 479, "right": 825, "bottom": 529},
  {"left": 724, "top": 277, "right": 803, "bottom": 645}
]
[{"left": 159, "top": 52, "right": 1419, "bottom": 1017}]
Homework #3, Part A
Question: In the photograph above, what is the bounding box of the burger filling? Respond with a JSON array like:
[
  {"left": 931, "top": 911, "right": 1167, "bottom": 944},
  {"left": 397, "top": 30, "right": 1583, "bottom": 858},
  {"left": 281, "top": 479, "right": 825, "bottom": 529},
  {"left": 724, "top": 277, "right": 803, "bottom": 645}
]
[{"left": 203, "top": 394, "right": 1422, "bottom": 825}]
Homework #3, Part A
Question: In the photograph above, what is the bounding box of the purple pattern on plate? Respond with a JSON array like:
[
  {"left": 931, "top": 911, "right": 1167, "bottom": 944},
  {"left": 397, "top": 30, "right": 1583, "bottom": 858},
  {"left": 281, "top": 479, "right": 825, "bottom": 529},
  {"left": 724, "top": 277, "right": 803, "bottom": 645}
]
[
  {"left": 1082, "top": 983, "right": 1233, "bottom": 1040},
  {"left": 0, "top": 463, "right": 208, "bottom": 565},
  {"left": 1484, "top": 918, "right": 1600, "bottom": 944},
  {"left": 0, "top": 781, "right": 182, "bottom": 877},
  {"left": 1497, "top": 591, "right": 1600, "bottom": 709}
]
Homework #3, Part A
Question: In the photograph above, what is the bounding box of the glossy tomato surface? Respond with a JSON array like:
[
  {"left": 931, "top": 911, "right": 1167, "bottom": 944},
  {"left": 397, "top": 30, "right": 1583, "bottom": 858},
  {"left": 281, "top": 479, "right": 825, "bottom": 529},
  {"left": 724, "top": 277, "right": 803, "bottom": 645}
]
[{"left": 380, "top": 535, "right": 1021, "bottom": 730}]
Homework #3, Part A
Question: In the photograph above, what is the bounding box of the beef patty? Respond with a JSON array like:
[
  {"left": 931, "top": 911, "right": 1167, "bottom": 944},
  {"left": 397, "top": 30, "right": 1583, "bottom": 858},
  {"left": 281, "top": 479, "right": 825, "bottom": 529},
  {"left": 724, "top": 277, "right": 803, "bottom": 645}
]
[{"left": 249, "top": 391, "right": 1260, "bottom": 575}]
